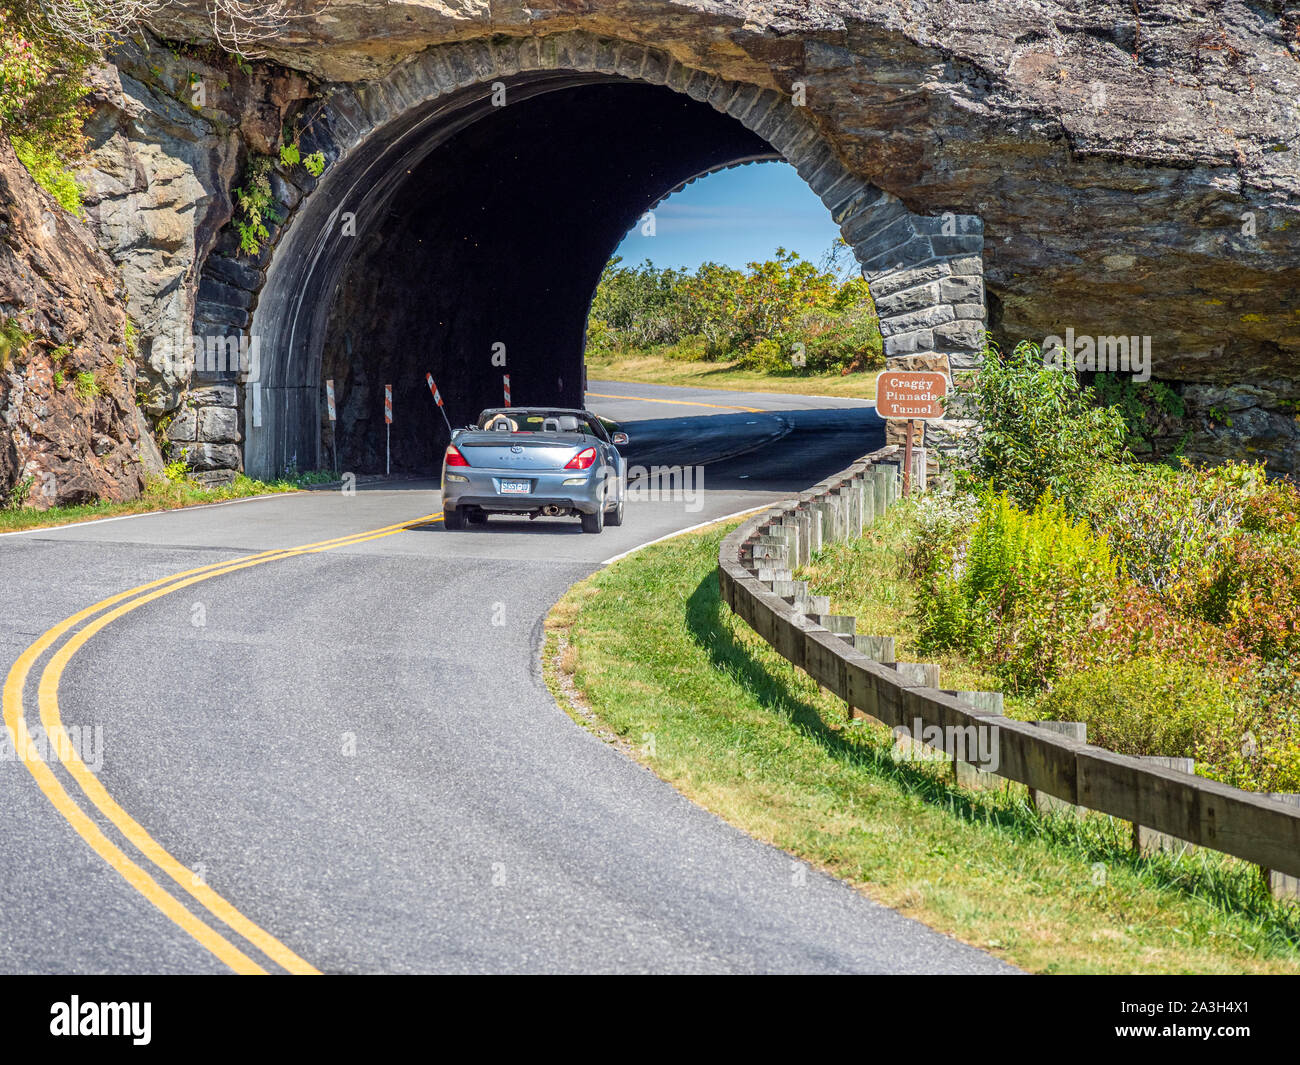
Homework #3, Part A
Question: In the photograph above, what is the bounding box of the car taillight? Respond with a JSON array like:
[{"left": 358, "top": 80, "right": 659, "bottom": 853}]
[
  {"left": 564, "top": 446, "right": 597, "bottom": 470},
  {"left": 444, "top": 445, "right": 469, "bottom": 467}
]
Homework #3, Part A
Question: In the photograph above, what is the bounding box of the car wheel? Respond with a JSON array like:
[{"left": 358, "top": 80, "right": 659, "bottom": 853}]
[
  {"left": 605, "top": 497, "right": 624, "bottom": 527},
  {"left": 580, "top": 506, "right": 604, "bottom": 534},
  {"left": 443, "top": 507, "right": 466, "bottom": 530}
]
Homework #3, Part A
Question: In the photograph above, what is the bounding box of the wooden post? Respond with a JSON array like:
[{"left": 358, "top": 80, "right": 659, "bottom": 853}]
[{"left": 902, "top": 419, "right": 914, "bottom": 496}]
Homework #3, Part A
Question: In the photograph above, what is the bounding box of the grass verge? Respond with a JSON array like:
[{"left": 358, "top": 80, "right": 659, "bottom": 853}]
[
  {"left": 795, "top": 501, "right": 1036, "bottom": 715},
  {"left": 544, "top": 519, "right": 1300, "bottom": 974},
  {"left": 585, "top": 350, "right": 877, "bottom": 400},
  {"left": 0, "top": 473, "right": 314, "bottom": 533}
]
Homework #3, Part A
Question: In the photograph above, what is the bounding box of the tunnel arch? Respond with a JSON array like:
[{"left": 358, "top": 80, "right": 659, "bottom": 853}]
[{"left": 187, "top": 31, "right": 985, "bottom": 479}]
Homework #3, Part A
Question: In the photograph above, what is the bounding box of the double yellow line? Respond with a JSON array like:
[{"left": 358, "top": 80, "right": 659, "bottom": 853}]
[{"left": 3, "top": 511, "right": 442, "bottom": 974}]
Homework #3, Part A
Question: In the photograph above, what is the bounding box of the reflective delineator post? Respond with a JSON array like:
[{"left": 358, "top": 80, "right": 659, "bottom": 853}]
[
  {"left": 427, "top": 373, "right": 454, "bottom": 436},
  {"left": 326, "top": 378, "right": 338, "bottom": 475},
  {"left": 503, "top": 373, "right": 511, "bottom": 407},
  {"left": 384, "top": 384, "right": 392, "bottom": 477}
]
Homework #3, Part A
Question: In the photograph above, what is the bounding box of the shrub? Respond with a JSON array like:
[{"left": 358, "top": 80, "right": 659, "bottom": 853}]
[
  {"left": 1034, "top": 656, "right": 1300, "bottom": 793},
  {"left": 1219, "top": 660, "right": 1300, "bottom": 793},
  {"left": 1066, "top": 583, "right": 1251, "bottom": 679},
  {"left": 586, "top": 246, "right": 882, "bottom": 372},
  {"left": 1091, "top": 373, "right": 1187, "bottom": 455},
  {"left": 916, "top": 491, "right": 1120, "bottom": 690},
  {"left": 954, "top": 339, "right": 1127, "bottom": 510},
  {"left": 1197, "top": 533, "right": 1300, "bottom": 661},
  {"left": 1033, "top": 657, "right": 1238, "bottom": 762},
  {"left": 73, "top": 369, "right": 98, "bottom": 399},
  {"left": 1077, "top": 461, "right": 1253, "bottom": 601},
  {"left": 904, "top": 489, "right": 982, "bottom": 583},
  {"left": 0, "top": 4, "right": 96, "bottom": 162},
  {"left": 232, "top": 154, "right": 281, "bottom": 256},
  {"left": 0, "top": 473, "right": 34, "bottom": 509},
  {"left": 1080, "top": 461, "right": 1300, "bottom": 659}
]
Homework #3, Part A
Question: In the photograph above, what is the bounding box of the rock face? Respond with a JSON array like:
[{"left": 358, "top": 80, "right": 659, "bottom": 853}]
[
  {"left": 0, "top": 140, "right": 152, "bottom": 509},
  {"left": 76, "top": 43, "right": 310, "bottom": 416},
  {"left": 49, "top": 1, "right": 1300, "bottom": 477}
]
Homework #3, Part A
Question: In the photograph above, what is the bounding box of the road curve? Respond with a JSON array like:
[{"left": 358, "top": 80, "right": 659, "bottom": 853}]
[{"left": 0, "top": 381, "right": 1015, "bottom": 974}]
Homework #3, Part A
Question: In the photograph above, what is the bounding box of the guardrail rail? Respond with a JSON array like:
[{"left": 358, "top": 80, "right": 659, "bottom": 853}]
[{"left": 717, "top": 446, "right": 1300, "bottom": 893}]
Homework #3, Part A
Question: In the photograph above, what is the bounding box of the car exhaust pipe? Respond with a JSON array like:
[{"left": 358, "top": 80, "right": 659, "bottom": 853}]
[{"left": 540, "top": 504, "right": 565, "bottom": 517}]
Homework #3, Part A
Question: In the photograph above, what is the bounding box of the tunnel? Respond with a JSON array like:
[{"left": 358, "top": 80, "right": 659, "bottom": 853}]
[
  {"left": 315, "top": 80, "right": 776, "bottom": 474},
  {"left": 234, "top": 36, "right": 978, "bottom": 480},
  {"left": 245, "top": 74, "right": 783, "bottom": 476}
]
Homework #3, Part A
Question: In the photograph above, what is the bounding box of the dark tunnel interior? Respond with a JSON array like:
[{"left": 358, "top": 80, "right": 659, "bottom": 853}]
[{"left": 316, "top": 80, "right": 777, "bottom": 473}]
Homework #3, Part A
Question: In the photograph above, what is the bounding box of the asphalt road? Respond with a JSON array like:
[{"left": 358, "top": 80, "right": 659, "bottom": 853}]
[{"left": 0, "top": 380, "right": 1015, "bottom": 974}]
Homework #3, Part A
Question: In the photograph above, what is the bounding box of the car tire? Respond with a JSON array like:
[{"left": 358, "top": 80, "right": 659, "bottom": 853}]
[
  {"left": 443, "top": 507, "right": 466, "bottom": 530},
  {"left": 605, "top": 497, "right": 624, "bottom": 527},
  {"left": 580, "top": 506, "right": 604, "bottom": 534}
]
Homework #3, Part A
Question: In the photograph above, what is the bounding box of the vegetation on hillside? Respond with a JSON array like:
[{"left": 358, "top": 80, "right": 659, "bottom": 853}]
[
  {"left": 893, "top": 339, "right": 1300, "bottom": 792},
  {"left": 0, "top": 2, "right": 100, "bottom": 208},
  {"left": 586, "top": 244, "right": 883, "bottom": 379},
  {"left": 549, "top": 518, "right": 1300, "bottom": 973}
]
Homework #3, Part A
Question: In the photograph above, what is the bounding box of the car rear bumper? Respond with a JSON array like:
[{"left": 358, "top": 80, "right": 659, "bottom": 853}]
[{"left": 442, "top": 467, "right": 610, "bottom": 515}]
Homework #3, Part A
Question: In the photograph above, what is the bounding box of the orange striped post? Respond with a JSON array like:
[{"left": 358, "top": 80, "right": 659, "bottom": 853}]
[
  {"left": 503, "top": 373, "right": 511, "bottom": 407},
  {"left": 426, "top": 373, "right": 454, "bottom": 436}
]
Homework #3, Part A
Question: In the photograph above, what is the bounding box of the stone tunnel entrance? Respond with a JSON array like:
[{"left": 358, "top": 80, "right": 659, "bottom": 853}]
[
  {"left": 317, "top": 81, "right": 776, "bottom": 474},
  {"left": 190, "top": 34, "right": 985, "bottom": 481}
]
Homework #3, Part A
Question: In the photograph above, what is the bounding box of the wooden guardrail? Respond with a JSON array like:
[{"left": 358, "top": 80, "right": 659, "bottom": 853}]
[{"left": 717, "top": 445, "right": 1300, "bottom": 888}]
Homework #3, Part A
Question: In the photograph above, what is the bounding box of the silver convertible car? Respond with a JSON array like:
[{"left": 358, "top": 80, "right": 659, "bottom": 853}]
[{"left": 440, "top": 407, "right": 629, "bottom": 533}]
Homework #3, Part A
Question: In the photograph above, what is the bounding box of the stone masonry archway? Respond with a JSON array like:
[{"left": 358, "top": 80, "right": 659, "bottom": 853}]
[{"left": 174, "top": 31, "right": 984, "bottom": 480}]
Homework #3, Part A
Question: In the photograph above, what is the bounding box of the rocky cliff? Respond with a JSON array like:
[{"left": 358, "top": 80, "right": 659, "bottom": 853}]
[{"left": 0, "top": 139, "right": 156, "bottom": 509}]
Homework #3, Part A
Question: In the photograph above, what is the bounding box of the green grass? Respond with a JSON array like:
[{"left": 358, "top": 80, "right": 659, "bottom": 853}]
[
  {"left": 795, "top": 501, "right": 1033, "bottom": 714},
  {"left": 545, "top": 520, "right": 1300, "bottom": 973},
  {"left": 585, "top": 347, "right": 877, "bottom": 400},
  {"left": 0, "top": 472, "right": 309, "bottom": 533}
]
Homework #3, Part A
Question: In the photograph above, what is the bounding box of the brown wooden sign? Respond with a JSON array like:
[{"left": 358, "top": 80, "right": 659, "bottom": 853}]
[{"left": 874, "top": 370, "right": 949, "bottom": 421}]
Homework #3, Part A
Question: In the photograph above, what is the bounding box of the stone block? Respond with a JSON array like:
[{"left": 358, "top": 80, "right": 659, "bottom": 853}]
[
  {"left": 874, "top": 281, "right": 942, "bottom": 318},
  {"left": 858, "top": 234, "right": 935, "bottom": 275},
  {"left": 879, "top": 304, "right": 955, "bottom": 337},
  {"left": 198, "top": 406, "right": 240, "bottom": 444},
  {"left": 867, "top": 262, "right": 951, "bottom": 299},
  {"left": 939, "top": 276, "right": 984, "bottom": 304},
  {"left": 166, "top": 408, "right": 197, "bottom": 442},
  {"left": 189, "top": 384, "right": 238, "bottom": 407},
  {"left": 883, "top": 329, "right": 935, "bottom": 356},
  {"left": 187, "top": 443, "right": 242, "bottom": 471},
  {"left": 934, "top": 319, "right": 986, "bottom": 350}
]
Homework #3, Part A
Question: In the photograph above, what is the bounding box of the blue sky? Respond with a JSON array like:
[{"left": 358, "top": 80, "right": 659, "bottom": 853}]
[{"left": 610, "top": 160, "right": 848, "bottom": 274}]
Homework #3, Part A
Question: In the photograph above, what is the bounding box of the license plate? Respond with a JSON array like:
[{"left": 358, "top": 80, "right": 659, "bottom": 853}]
[{"left": 499, "top": 480, "right": 531, "bottom": 494}]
